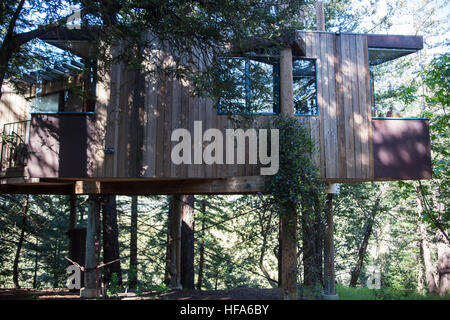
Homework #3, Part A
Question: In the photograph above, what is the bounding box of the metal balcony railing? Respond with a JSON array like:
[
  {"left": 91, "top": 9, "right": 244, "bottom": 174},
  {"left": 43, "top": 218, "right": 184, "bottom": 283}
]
[{"left": 0, "top": 120, "right": 30, "bottom": 172}]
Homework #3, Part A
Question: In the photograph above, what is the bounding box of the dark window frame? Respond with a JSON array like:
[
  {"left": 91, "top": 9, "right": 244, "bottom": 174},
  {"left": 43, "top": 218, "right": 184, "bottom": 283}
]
[
  {"left": 217, "top": 56, "right": 318, "bottom": 116},
  {"left": 217, "top": 56, "right": 280, "bottom": 115},
  {"left": 293, "top": 58, "right": 318, "bottom": 117}
]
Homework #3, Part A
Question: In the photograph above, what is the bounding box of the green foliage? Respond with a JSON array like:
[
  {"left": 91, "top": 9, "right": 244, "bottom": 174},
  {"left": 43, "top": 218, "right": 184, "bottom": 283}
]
[
  {"left": 0, "top": 194, "right": 77, "bottom": 288},
  {"left": 105, "top": 272, "right": 121, "bottom": 299},
  {"left": 422, "top": 53, "right": 450, "bottom": 107},
  {"left": 337, "top": 285, "right": 450, "bottom": 300},
  {"left": 267, "top": 115, "right": 325, "bottom": 213}
]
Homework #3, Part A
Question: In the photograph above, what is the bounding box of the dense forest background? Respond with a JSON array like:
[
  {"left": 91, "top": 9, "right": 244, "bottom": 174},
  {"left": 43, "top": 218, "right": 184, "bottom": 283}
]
[{"left": 0, "top": 0, "right": 449, "bottom": 299}]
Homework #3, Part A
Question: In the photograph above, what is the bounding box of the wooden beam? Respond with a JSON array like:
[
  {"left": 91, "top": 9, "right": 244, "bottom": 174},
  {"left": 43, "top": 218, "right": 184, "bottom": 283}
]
[
  {"left": 0, "top": 183, "right": 74, "bottom": 195},
  {"left": 367, "top": 34, "right": 423, "bottom": 50},
  {"left": 231, "top": 31, "right": 306, "bottom": 56},
  {"left": 74, "top": 176, "right": 267, "bottom": 195}
]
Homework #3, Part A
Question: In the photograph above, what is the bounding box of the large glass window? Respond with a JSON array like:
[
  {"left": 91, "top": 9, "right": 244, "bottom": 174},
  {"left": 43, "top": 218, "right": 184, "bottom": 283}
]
[
  {"left": 217, "top": 56, "right": 279, "bottom": 114},
  {"left": 293, "top": 59, "right": 317, "bottom": 116},
  {"left": 29, "top": 92, "right": 60, "bottom": 113},
  {"left": 217, "top": 57, "right": 317, "bottom": 116}
]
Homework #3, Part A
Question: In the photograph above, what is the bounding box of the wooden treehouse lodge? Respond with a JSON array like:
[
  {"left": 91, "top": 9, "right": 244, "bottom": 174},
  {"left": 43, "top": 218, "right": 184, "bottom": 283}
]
[{"left": 0, "top": 26, "right": 431, "bottom": 299}]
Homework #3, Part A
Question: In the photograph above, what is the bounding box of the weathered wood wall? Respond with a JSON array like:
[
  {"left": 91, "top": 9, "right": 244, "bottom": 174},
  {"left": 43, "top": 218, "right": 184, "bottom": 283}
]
[
  {"left": 0, "top": 82, "right": 28, "bottom": 129},
  {"left": 93, "top": 31, "right": 373, "bottom": 182}
]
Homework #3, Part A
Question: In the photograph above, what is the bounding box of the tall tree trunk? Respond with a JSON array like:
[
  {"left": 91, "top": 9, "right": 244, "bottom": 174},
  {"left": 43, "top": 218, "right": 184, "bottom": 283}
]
[
  {"left": 416, "top": 194, "right": 438, "bottom": 294},
  {"left": 197, "top": 199, "right": 206, "bottom": 290},
  {"left": 13, "top": 194, "right": 29, "bottom": 289},
  {"left": 302, "top": 207, "right": 318, "bottom": 288},
  {"left": 349, "top": 197, "right": 379, "bottom": 287},
  {"left": 181, "top": 195, "right": 195, "bottom": 290},
  {"left": 280, "top": 200, "right": 298, "bottom": 300},
  {"left": 323, "top": 193, "right": 336, "bottom": 295},
  {"left": 33, "top": 237, "right": 39, "bottom": 289},
  {"left": 437, "top": 230, "right": 450, "bottom": 296},
  {"left": 0, "top": 0, "right": 25, "bottom": 99},
  {"left": 102, "top": 195, "right": 122, "bottom": 287},
  {"left": 166, "top": 195, "right": 182, "bottom": 289},
  {"left": 81, "top": 195, "right": 101, "bottom": 298},
  {"left": 313, "top": 198, "right": 324, "bottom": 287},
  {"left": 129, "top": 195, "right": 138, "bottom": 289},
  {"left": 69, "top": 195, "right": 77, "bottom": 229},
  {"left": 258, "top": 207, "right": 277, "bottom": 287},
  {"left": 277, "top": 222, "right": 282, "bottom": 288},
  {"left": 417, "top": 240, "right": 425, "bottom": 294}
]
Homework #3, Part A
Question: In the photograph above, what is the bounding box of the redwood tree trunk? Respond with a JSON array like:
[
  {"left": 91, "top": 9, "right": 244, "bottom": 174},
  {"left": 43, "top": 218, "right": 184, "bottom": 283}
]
[
  {"left": 416, "top": 191, "right": 438, "bottom": 294},
  {"left": 102, "top": 195, "right": 122, "bottom": 286},
  {"left": 33, "top": 237, "right": 39, "bottom": 289},
  {"left": 437, "top": 230, "right": 450, "bottom": 296},
  {"left": 129, "top": 195, "right": 138, "bottom": 289},
  {"left": 323, "top": 193, "right": 336, "bottom": 295},
  {"left": 280, "top": 200, "right": 298, "bottom": 300},
  {"left": 417, "top": 240, "right": 425, "bottom": 293},
  {"left": 349, "top": 198, "right": 379, "bottom": 287},
  {"left": 197, "top": 199, "right": 206, "bottom": 290},
  {"left": 166, "top": 195, "right": 182, "bottom": 289},
  {"left": 418, "top": 221, "right": 437, "bottom": 293},
  {"left": 13, "top": 194, "right": 29, "bottom": 289},
  {"left": 181, "top": 195, "right": 195, "bottom": 290}
]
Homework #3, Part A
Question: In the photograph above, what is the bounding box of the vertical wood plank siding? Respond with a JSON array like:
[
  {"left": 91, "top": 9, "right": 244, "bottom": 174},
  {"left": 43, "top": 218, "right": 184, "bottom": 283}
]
[{"left": 94, "top": 31, "right": 373, "bottom": 181}]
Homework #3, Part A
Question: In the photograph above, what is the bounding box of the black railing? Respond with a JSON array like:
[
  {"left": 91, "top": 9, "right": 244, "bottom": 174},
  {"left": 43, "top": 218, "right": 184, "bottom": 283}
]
[{"left": 0, "top": 120, "right": 30, "bottom": 172}]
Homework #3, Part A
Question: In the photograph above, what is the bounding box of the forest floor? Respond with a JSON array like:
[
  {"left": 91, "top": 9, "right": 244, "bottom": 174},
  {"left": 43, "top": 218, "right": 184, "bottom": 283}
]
[
  {"left": 0, "top": 287, "right": 283, "bottom": 300},
  {"left": 2, "top": 286, "right": 449, "bottom": 300}
]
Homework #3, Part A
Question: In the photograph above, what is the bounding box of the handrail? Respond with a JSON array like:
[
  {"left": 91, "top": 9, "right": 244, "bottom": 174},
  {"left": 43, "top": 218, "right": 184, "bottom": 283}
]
[{"left": 1, "top": 120, "right": 30, "bottom": 172}]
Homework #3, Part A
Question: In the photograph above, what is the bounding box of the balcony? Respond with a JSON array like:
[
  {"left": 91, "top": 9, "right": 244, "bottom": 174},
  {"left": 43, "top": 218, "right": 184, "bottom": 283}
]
[{"left": 0, "top": 120, "right": 30, "bottom": 177}]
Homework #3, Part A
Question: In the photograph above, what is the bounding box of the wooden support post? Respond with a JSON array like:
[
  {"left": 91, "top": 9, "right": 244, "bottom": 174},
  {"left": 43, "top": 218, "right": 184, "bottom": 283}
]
[
  {"left": 166, "top": 195, "right": 182, "bottom": 289},
  {"left": 316, "top": 1, "right": 325, "bottom": 31},
  {"left": 181, "top": 195, "right": 195, "bottom": 289},
  {"left": 280, "top": 47, "right": 294, "bottom": 117},
  {"left": 279, "top": 46, "right": 298, "bottom": 300},
  {"left": 80, "top": 195, "right": 101, "bottom": 298},
  {"left": 323, "top": 184, "right": 338, "bottom": 299}
]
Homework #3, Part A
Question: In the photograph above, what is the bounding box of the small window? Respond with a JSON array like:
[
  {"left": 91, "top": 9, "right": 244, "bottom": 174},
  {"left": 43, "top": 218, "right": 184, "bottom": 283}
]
[
  {"left": 293, "top": 59, "right": 317, "bottom": 116},
  {"left": 217, "top": 57, "right": 279, "bottom": 115}
]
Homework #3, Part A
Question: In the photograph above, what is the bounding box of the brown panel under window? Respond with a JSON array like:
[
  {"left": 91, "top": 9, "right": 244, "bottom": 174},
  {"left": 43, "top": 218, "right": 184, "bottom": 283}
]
[{"left": 372, "top": 119, "right": 432, "bottom": 180}]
